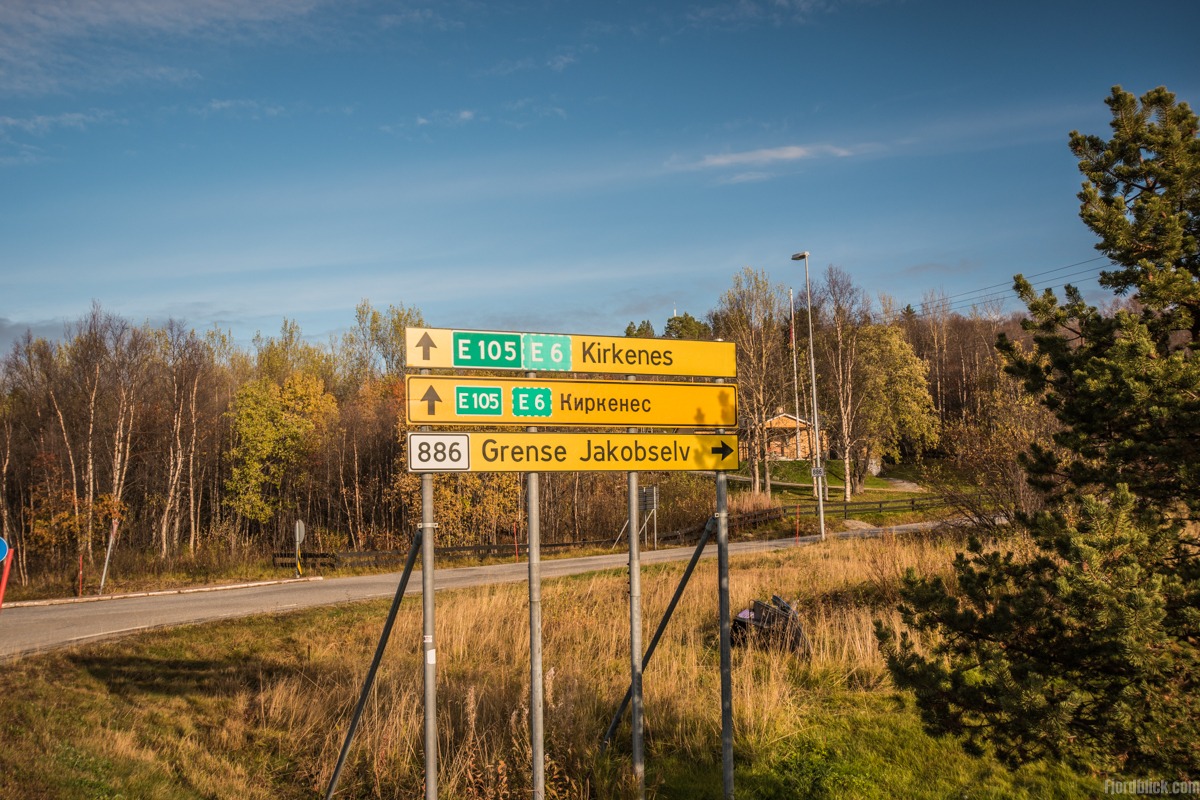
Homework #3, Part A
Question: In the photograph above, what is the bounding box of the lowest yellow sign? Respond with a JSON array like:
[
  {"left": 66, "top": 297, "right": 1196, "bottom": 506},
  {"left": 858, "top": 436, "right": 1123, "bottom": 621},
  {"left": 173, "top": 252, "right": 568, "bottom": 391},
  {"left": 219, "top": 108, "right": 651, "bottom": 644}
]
[
  {"left": 407, "top": 432, "right": 739, "bottom": 472},
  {"left": 405, "top": 326, "right": 737, "bottom": 378},
  {"left": 406, "top": 375, "right": 737, "bottom": 428}
]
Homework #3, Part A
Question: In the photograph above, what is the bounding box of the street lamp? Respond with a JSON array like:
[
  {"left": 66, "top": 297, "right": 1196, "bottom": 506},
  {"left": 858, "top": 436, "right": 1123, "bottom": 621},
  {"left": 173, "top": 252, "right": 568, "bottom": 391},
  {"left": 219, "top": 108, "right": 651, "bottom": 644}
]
[
  {"left": 788, "top": 287, "right": 803, "bottom": 472},
  {"left": 791, "top": 251, "right": 825, "bottom": 541}
]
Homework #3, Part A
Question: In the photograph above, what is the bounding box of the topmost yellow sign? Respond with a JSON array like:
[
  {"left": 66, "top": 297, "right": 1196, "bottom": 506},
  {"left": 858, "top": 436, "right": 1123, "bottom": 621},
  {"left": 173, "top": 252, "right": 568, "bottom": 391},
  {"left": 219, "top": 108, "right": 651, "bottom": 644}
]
[{"left": 405, "top": 327, "right": 737, "bottom": 378}]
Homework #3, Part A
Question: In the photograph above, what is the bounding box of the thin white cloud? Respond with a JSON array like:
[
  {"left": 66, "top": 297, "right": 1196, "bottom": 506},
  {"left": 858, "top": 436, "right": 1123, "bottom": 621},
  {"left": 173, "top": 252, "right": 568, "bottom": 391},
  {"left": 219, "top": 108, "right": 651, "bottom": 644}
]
[
  {"left": 0, "top": 0, "right": 326, "bottom": 94},
  {"left": 191, "top": 99, "right": 286, "bottom": 119},
  {"left": 483, "top": 57, "right": 537, "bottom": 77},
  {"left": 685, "top": 0, "right": 835, "bottom": 29},
  {"left": 411, "top": 109, "right": 479, "bottom": 128},
  {"left": 0, "top": 109, "right": 117, "bottom": 165},
  {"left": 379, "top": 8, "right": 462, "bottom": 31},
  {"left": 682, "top": 143, "right": 858, "bottom": 171},
  {"left": 0, "top": 109, "right": 114, "bottom": 134},
  {"left": 719, "top": 171, "right": 772, "bottom": 184},
  {"left": 483, "top": 45, "right": 592, "bottom": 78},
  {"left": 0, "top": 0, "right": 324, "bottom": 41},
  {"left": 0, "top": 142, "right": 46, "bottom": 166}
]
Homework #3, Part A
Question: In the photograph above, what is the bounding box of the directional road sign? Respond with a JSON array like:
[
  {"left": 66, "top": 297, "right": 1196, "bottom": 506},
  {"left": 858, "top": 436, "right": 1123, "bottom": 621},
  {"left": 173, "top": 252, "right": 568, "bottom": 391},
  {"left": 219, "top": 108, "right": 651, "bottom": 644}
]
[
  {"left": 407, "top": 432, "right": 739, "bottom": 473},
  {"left": 406, "top": 375, "right": 737, "bottom": 427},
  {"left": 405, "top": 327, "right": 737, "bottom": 378}
]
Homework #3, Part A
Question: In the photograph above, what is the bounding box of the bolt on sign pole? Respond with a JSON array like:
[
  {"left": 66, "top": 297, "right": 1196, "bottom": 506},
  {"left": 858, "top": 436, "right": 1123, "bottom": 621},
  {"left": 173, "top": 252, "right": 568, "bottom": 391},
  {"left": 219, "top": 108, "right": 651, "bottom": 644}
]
[
  {"left": 419, "top": 368, "right": 438, "bottom": 800},
  {"left": 526, "top": 371, "right": 546, "bottom": 800},
  {"left": 627, "top": 373, "right": 645, "bottom": 796}
]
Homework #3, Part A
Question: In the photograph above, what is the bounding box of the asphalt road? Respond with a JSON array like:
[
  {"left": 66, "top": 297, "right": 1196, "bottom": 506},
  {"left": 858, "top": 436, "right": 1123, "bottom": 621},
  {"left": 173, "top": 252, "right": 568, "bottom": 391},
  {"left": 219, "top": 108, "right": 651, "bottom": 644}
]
[{"left": 0, "top": 521, "right": 942, "bottom": 660}]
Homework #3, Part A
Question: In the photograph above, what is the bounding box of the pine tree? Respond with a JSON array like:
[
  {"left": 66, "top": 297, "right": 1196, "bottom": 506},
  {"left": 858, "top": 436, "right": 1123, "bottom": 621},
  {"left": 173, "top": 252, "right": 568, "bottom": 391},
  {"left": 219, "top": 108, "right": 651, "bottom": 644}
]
[{"left": 878, "top": 86, "right": 1200, "bottom": 775}]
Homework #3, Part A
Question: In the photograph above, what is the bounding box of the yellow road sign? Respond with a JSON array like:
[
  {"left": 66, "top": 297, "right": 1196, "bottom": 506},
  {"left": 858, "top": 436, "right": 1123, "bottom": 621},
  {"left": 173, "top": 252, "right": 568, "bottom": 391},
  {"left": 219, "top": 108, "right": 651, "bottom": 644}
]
[
  {"left": 407, "top": 432, "right": 739, "bottom": 472},
  {"left": 406, "top": 375, "right": 736, "bottom": 427},
  {"left": 405, "top": 326, "right": 737, "bottom": 378}
]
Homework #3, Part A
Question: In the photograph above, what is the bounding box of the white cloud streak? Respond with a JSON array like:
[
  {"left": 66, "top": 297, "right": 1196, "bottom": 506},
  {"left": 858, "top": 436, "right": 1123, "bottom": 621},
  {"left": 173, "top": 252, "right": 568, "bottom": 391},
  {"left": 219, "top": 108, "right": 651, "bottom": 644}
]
[
  {"left": 0, "top": 0, "right": 326, "bottom": 94},
  {"left": 0, "top": 109, "right": 114, "bottom": 134},
  {"left": 685, "top": 0, "right": 836, "bottom": 29},
  {"left": 697, "top": 144, "right": 856, "bottom": 167},
  {"left": 671, "top": 143, "right": 862, "bottom": 175}
]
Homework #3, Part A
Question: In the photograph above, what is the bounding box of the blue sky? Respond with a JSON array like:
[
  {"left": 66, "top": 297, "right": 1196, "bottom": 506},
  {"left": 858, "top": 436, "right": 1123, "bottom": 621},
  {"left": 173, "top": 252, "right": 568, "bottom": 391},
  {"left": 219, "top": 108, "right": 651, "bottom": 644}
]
[{"left": 2, "top": 0, "right": 1198, "bottom": 350}]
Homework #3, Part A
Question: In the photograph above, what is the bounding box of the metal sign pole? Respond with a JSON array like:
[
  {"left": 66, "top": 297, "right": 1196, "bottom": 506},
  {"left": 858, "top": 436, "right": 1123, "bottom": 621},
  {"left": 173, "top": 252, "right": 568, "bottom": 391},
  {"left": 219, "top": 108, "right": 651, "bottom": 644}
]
[
  {"left": 420, "top": 475, "right": 437, "bottom": 800},
  {"left": 527, "top": 368, "right": 546, "bottom": 800},
  {"left": 418, "top": 361, "right": 438, "bottom": 800},
  {"left": 716, "top": 372, "right": 734, "bottom": 799},
  {"left": 716, "top": 472, "right": 733, "bottom": 799},
  {"left": 625, "top": 373, "right": 645, "bottom": 795}
]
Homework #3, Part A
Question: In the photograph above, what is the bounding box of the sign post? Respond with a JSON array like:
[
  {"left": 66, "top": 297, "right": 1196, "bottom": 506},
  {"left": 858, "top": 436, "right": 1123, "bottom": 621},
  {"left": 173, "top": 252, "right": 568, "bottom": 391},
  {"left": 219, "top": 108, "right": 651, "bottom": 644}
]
[
  {"left": 417, "top": 351, "right": 440, "bottom": 800},
  {"left": 402, "top": 325, "right": 740, "bottom": 800},
  {"left": 626, "top": 373, "right": 645, "bottom": 795},
  {"left": 526, "top": 370, "right": 546, "bottom": 800},
  {"left": 294, "top": 521, "right": 306, "bottom": 577}
]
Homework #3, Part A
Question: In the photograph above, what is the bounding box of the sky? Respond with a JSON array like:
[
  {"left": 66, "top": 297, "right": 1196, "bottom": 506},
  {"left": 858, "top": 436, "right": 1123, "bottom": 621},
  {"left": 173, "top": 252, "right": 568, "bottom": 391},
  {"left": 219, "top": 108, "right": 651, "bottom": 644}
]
[{"left": 2, "top": 0, "right": 1198, "bottom": 351}]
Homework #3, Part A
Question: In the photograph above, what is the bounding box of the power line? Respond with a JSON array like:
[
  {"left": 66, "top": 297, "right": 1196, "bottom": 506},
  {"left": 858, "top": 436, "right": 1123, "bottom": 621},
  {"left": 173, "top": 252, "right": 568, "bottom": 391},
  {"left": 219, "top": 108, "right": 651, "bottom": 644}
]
[
  {"left": 934, "top": 256, "right": 1108, "bottom": 304},
  {"left": 875, "top": 261, "right": 1112, "bottom": 324},
  {"left": 936, "top": 266, "right": 1107, "bottom": 315},
  {"left": 788, "top": 254, "right": 1118, "bottom": 325}
]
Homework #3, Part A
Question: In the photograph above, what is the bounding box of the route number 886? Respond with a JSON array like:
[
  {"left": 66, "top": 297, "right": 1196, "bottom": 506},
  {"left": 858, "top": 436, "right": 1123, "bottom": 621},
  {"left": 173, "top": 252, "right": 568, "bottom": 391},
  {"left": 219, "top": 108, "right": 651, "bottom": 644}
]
[
  {"left": 407, "top": 433, "right": 470, "bottom": 471},
  {"left": 418, "top": 441, "right": 460, "bottom": 462}
]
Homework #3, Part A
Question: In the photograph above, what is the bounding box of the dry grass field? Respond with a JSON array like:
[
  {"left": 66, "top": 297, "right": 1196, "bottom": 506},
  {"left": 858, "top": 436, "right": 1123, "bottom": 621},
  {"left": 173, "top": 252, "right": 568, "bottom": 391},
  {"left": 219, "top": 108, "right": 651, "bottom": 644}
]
[{"left": 0, "top": 527, "right": 1096, "bottom": 799}]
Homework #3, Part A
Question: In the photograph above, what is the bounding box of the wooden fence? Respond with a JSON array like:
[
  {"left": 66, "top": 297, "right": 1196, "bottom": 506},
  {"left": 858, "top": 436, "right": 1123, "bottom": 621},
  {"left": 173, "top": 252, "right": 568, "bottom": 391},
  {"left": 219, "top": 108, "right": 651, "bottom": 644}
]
[
  {"left": 272, "top": 497, "right": 948, "bottom": 569},
  {"left": 791, "top": 495, "right": 949, "bottom": 518}
]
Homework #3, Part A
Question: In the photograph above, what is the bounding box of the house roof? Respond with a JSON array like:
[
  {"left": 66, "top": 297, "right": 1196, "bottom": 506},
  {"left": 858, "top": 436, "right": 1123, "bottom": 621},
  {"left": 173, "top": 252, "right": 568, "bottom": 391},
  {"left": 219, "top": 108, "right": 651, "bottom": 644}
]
[{"left": 764, "top": 412, "right": 811, "bottom": 427}]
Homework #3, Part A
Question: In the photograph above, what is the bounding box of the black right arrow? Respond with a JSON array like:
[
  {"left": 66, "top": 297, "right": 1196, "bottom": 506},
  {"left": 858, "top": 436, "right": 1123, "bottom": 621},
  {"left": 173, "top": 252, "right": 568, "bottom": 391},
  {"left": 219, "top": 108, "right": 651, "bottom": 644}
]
[
  {"left": 711, "top": 440, "right": 734, "bottom": 460},
  {"left": 416, "top": 332, "right": 437, "bottom": 360},
  {"left": 421, "top": 385, "right": 442, "bottom": 415}
]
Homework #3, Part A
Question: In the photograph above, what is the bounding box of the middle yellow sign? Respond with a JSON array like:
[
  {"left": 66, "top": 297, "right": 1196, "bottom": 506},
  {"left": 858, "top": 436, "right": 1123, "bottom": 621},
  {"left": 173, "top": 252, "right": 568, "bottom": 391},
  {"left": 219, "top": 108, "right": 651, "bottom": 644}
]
[{"left": 406, "top": 375, "right": 737, "bottom": 427}]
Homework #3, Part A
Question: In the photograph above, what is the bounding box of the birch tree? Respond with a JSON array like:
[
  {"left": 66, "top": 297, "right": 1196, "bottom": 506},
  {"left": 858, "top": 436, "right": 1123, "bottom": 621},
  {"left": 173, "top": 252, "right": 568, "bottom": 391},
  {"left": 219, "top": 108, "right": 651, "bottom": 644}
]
[{"left": 710, "top": 267, "right": 789, "bottom": 496}]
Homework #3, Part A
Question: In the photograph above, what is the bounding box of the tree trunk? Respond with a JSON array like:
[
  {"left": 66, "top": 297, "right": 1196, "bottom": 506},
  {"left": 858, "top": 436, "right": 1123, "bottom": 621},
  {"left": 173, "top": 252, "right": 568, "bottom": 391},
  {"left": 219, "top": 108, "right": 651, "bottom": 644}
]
[
  {"left": 159, "top": 375, "right": 186, "bottom": 559},
  {"left": 0, "top": 421, "right": 10, "bottom": 545},
  {"left": 49, "top": 390, "right": 82, "bottom": 559},
  {"left": 83, "top": 367, "right": 99, "bottom": 561}
]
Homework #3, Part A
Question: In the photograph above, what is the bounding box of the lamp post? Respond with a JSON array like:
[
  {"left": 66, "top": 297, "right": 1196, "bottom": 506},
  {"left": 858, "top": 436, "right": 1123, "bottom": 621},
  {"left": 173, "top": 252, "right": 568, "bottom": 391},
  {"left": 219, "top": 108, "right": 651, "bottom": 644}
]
[
  {"left": 789, "top": 288, "right": 804, "bottom": 469},
  {"left": 792, "top": 251, "right": 826, "bottom": 541}
]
